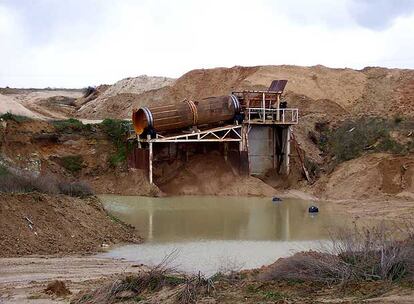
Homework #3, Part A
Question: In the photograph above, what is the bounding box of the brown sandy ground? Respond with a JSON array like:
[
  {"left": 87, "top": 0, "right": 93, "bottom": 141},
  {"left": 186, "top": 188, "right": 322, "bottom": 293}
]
[
  {"left": 0, "top": 193, "right": 140, "bottom": 257},
  {"left": 2, "top": 253, "right": 414, "bottom": 304},
  {"left": 29, "top": 267, "right": 412, "bottom": 304},
  {"left": 0, "top": 118, "right": 160, "bottom": 197},
  {"left": 299, "top": 153, "right": 414, "bottom": 222},
  {"left": 0, "top": 256, "right": 146, "bottom": 304},
  {"left": 76, "top": 65, "right": 414, "bottom": 120},
  {"left": 0, "top": 89, "right": 83, "bottom": 120},
  {"left": 156, "top": 153, "right": 277, "bottom": 197}
]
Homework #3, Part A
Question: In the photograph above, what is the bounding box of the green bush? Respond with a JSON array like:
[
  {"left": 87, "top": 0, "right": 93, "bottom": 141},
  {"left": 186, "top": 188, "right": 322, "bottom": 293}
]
[
  {"left": 100, "top": 119, "right": 132, "bottom": 167},
  {"left": 0, "top": 112, "right": 31, "bottom": 123},
  {"left": 320, "top": 117, "right": 409, "bottom": 164},
  {"left": 109, "top": 147, "right": 127, "bottom": 167},
  {"left": 0, "top": 164, "right": 9, "bottom": 176},
  {"left": 61, "top": 155, "right": 83, "bottom": 173},
  {"left": 53, "top": 118, "right": 92, "bottom": 133},
  {"left": 100, "top": 119, "right": 130, "bottom": 143}
]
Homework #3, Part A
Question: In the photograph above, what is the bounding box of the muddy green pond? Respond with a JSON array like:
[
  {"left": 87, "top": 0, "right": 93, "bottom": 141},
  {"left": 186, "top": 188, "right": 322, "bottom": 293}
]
[{"left": 100, "top": 195, "right": 347, "bottom": 275}]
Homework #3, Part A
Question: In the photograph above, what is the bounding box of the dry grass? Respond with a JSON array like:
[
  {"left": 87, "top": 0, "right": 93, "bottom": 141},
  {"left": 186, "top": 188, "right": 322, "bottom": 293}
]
[
  {"left": 73, "top": 250, "right": 216, "bottom": 304},
  {"left": 260, "top": 223, "right": 414, "bottom": 285},
  {"left": 58, "top": 181, "right": 94, "bottom": 198},
  {"left": 0, "top": 167, "right": 94, "bottom": 198}
]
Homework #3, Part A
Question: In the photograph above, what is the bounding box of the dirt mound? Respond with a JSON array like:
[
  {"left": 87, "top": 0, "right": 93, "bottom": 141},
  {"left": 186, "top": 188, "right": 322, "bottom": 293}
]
[
  {"left": 0, "top": 89, "right": 83, "bottom": 120},
  {"left": 76, "top": 65, "right": 414, "bottom": 120},
  {"left": 44, "top": 280, "right": 71, "bottom": 297},
  {"left": 313, "top": 153, "right": 414, "bottom": 200},
  {"left": 78, "top": 75, "right": 175, "bottom": 118},
  {"left": 157, "top": 153, "right": 277, "bottom": 196},
  {"left": 77, "top": 66, "right": 261, "bottom": 118},
  {"left": 0, "top": 193, "right": 140, "bottom": 257},
  {"left": 0, "top": 93, "right": 42, "bottom": 118},
  {"left": 87, "top": 169, "right": 161, "bottom": 196}
]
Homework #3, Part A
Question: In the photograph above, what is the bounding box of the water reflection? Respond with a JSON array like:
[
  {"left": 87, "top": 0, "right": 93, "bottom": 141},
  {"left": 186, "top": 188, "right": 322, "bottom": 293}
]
[
  {"left": 99, "top": 195, "right": 345, "bottom": 275},
  {"left": 100, "top": 195, "right": 341, "bottom": 242}
]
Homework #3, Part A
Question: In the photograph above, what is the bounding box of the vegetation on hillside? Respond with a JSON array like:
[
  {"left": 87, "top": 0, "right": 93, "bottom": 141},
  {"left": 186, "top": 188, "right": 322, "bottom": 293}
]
[
  {"left": 0, "top": 112, "right": 32, "bottom": 123},
  {"left": 61, "top": 155, "right": 83, "bottom": 173},
  {"left": 52, "top": 118, "right": 92, "bottom": 133},
  {"left": 316, "top": 116, "right": 414, "bottom": 166},
  {"left": 0, "top": 164, "right": 93, "bottom": 198},
  {"left": 100, "top": 118, "right": 133, "bottom": 167}
]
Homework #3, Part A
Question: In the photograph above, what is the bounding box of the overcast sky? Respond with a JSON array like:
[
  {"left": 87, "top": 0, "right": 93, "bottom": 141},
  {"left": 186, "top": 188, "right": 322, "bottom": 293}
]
[{"left": 1, "top": 0, "right": 414, "bottom": 88}]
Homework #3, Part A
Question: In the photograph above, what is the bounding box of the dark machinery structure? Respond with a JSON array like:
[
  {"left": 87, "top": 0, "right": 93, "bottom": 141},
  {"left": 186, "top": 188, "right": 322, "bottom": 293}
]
[
  {"left": 129, "top": 80, "right": 298, "bottom": 184},
  {"left": 132, "top": 95, "right": 241, "bottom": 136}
]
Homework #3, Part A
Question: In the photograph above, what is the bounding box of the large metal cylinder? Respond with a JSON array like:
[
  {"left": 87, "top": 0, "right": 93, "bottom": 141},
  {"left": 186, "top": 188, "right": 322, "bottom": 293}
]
[{"left": 132, "top": 95, "right": 240, "bottom": 135}]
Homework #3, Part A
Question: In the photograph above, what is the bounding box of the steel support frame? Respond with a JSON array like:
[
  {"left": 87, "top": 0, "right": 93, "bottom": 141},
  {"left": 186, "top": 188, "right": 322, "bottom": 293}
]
[
  {"left": 141, "top": 125, "right": 242, "bottom": 144},
  {"left": 140, "top": 125, "right": 243, "bottom": 183},
  {"left": 247, "top": 108, "right": 298, "bottom": 125}
]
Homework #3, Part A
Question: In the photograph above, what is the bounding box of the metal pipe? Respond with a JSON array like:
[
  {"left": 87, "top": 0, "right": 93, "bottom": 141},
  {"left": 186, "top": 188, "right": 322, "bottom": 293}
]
[{"left": 132, "top": 95, "right": 240, "bottom": 135}]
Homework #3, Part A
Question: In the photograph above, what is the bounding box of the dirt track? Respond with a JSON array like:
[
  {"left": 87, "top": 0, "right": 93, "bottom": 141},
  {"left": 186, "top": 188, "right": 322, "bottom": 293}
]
[{"left": 0, "top": 256, "right": 145, "bottom": 303}]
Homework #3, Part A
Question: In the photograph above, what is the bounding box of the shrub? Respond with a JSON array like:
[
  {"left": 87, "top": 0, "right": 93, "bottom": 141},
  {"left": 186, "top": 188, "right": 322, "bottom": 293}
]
[
  {"left": 58, "top": 181, "right": 94, "bottom": 198},
  {"left": 73, "top": 250, "right": 183, "bottom": 303},
  {"left": 258, "top": 251, "right": 348, "bottom": 284},
  {"left": 100, "top": 119, "right": 130, "bottom": 143},
  {"left": 0, "top": 112, "right": 31, "bottom": 123},
  {"left": 100, "top": 119, "right": 132, "bottom": 167},
  {"left": 304, "top": 157, "right": 320, "bottom": 177},
  {"left": 259, "top": 223, "right": 414, "bottom": 285},
  {"left": 0, "top": 164, "right": 9, "bottom": 176},
  {"left": 83, "top": 86, "right": 96, "bottom": 98},
  {"left": 61, "top": 155, "right": 83, "bottom": 173},
  {"left": 0, "top": 169, "right": 94, "bottom": 198},
  {"left": 394, "top": 115, "right": 403, "bottom": 124},
  {"left": 0, "top": 173, "right": 59, "bottom": 194},
  {"left": 329, "top": 224, "right": 413, "bottom": 282},
  {"left": 53, "top": 118, "right": 91, "bottom": 133},
  {"left": 320, "top": 117, "right": 409, "bottom": 164}
]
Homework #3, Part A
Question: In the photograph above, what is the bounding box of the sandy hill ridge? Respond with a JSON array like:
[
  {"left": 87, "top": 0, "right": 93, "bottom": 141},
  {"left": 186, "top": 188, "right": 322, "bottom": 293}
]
[
  {"left": 76, "top": 65, "right": 414, "bottom": 120},
  {"left": 77, "top": 75, "right": 175, "bottom": 118}
]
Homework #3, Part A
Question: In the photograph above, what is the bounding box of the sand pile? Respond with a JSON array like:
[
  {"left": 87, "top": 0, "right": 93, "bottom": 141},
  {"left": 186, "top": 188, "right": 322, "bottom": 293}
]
[
  {"left": 0, "top": 193, "right": 139, "bottom": 257},
  {"left": 0, "top": 93, "right": 42, "bottom": 118},
  {"left": 78, "top": 75, "right": 175, "bottom": 118},
  {"left": 157, "top": 153, "right": 277, "bottom": 197},
  {"left": 0, "top": 89, "right": 83, "bottom": 120},
  {"left": 314, "top": 153, "right": 414, "bottom": 201},
  {"left": 76, "top": 65, "right": 414, "bottom": 120}
]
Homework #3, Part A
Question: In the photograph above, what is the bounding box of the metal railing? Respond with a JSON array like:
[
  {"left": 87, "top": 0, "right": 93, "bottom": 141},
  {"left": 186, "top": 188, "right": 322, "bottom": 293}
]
[{"left": 247, "top": 108, "right": 298, "bottom": 124}]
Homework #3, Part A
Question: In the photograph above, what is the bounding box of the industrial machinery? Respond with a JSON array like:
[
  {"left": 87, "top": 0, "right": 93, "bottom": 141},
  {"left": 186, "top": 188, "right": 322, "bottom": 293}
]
[
  {"left": 129, "top": 80, "right": 299, "bottom": 184},
  {"left": 132, "top": 95, "right": 241, "bottom": 136}
]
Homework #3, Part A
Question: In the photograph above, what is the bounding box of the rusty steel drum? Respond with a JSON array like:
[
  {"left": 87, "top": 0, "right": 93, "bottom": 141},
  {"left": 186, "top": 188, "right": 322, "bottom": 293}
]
[{"left": 132, "top": 95, "right": 240, "bottom": 135}]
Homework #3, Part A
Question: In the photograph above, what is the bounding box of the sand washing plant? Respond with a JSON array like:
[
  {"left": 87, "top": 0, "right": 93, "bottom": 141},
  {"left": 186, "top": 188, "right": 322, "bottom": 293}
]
[{"left": 129, "top": 80, "right": 299, "bottom": 184}]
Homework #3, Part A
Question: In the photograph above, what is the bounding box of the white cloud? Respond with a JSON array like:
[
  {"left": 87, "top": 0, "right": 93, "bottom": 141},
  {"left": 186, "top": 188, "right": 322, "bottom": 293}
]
[{"left": 0, "top": 0, "right": 413, "bottom": 88}]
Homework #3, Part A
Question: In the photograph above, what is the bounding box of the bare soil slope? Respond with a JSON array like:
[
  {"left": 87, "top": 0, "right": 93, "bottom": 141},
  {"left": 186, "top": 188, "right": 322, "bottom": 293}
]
[
  {"left": 157, "top": 153, "right": 277, "bottom": 197},
  {"left": 0, "top": 193, "right": 140, "bottom": 257},
  {"left": 313, "top": 153, "right": 414, "bottom": 201},
  {"left": 0, "top": 89, "right": 83, "bottom": 120},
  {"left": 0, "top": 119, "right": 159, "bottom": 196},
  {"left": 77, "top": 75, "right": 175, "bottom": 118},
  {"left": 76, "top": 65, "right": 414, "bottom": 120}
]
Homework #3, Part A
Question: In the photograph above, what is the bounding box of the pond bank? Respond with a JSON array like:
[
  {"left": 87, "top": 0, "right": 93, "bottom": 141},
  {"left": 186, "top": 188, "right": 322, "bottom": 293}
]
[{"left": 0, "top": 193, "right": 140, "bottom": 257}]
